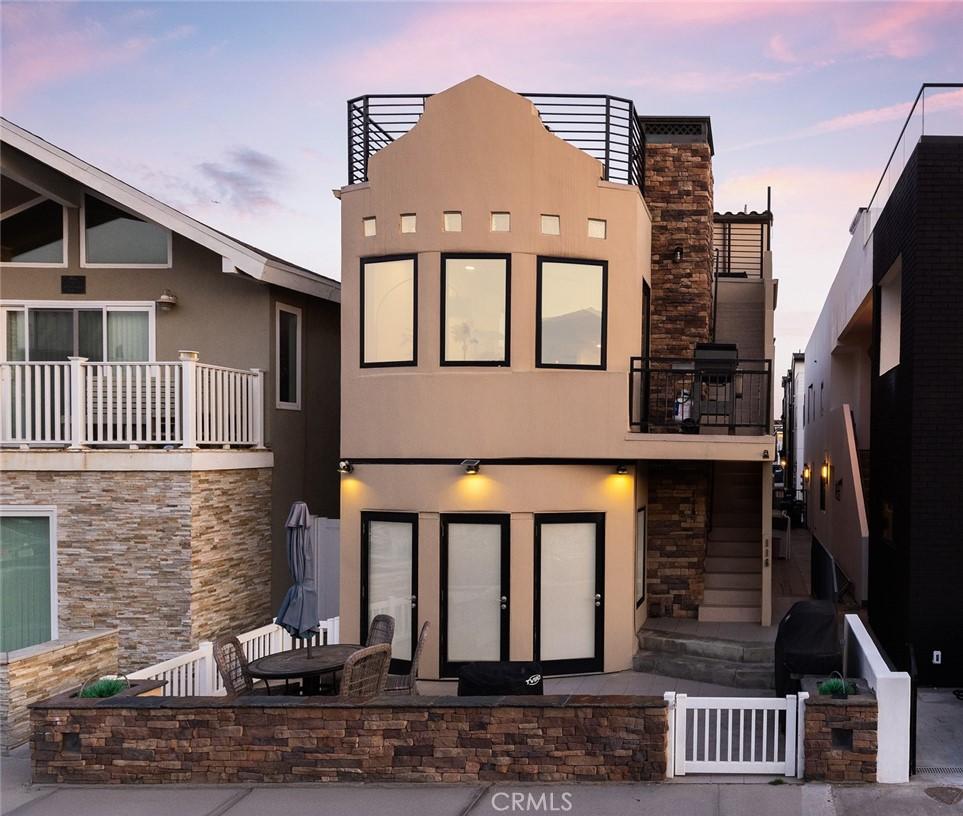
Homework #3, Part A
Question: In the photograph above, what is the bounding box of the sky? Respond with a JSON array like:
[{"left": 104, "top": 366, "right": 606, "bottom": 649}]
[{"left": 2, "top": 0, "right": 962, "bottom": 382}]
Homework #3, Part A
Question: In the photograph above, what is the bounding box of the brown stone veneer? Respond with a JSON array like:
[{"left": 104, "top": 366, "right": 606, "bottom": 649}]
[
  {"left": 646, "top": 461, "right": 710, "bottom": 618},
  {"left": 30, "top": 694, "right": 667, "bottom": 784},
  {"left": 803, "top": 687, "right": 878, "bottom": 783}
]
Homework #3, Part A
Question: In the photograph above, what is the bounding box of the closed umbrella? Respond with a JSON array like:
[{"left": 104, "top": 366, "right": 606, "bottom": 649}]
[{"left": 275, "top": 501, "right": 320, "bottom": 656}]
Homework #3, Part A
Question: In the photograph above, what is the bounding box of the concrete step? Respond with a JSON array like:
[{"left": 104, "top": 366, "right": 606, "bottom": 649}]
[
  {"left": 705, "top": 556, "right": 761, "bottom": 573},
  {"left": 698, "top": 604, "right": 762, "bottom": 624},
  {"left": 708, "top": 527, "right": 762, "bottom": 542},
  {"left": 633, "top": 650, "right": 774, "bottom": 689},
  {"left": 711, "top": 513, "right": 760, "bottom": 528},
  {"left": 706, "top": 540, "right": 759, "bottom": 558},
  {"left": 637, "top": 628, "right": 773, "bottom": 664},
  {"left": 705, "top": 571, "right": 762, "bottom": 590},
  {"left": 703, "top": 588, "right": 762, "bottom": 606}
]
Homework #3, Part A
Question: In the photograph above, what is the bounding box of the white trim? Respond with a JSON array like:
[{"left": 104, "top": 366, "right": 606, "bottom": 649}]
[
  {"left": 80, "top": 192, "right": 172, "bottom": 269},
  {"left": 0, "top": 300, "right": 156, "bottom": 362},
  {"left": 0, "top": 200, "right": 68, "bottom": 269},
  {"left": 275, "top": 302, "right": 302, "bottom": 410},
  {"left": 0, "top": 505, "right": 58, "bottom": 645},
  {"left": 0, "top": 448, "right": 273, "bottom": 471}
]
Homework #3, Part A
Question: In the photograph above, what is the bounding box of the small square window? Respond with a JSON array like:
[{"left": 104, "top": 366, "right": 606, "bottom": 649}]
[
  {"left": 363, "top": 217, "right": 377, "bottom": 237},
  {"left": 444, "top": 211, "right": 462, "bottom": 232},
  {"left": 400, "top": 214, "right": 416, "bottom": 234},
  {"left": 588, "top": 218, "right": 607, "bottom": 239},
  {"left": 540, "top": 214, "right": 560, "bottom": 235},
  {"left": 491, "top": 212, "right": 511, "bottom": 232}
]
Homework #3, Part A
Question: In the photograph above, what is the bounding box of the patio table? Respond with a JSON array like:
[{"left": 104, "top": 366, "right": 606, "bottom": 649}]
[{"left": 247, "top": 644, "right": 362, "bottom": 695}]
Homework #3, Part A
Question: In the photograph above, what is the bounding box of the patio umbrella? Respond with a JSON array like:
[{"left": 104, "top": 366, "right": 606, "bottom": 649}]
[{"left": 275, "top": 501, "right": 320, "bottom": 657}]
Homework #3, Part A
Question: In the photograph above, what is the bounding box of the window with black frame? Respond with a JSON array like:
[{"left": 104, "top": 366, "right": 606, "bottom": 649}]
[
  {"left": 360, "top": 255, "right": 417, "bottom": 367},
  {"left": 536, "top": 257, "right": 607, "bottom": 369},
  {"left": 441, "top": 254, "right": 510, "bottom": 365}
]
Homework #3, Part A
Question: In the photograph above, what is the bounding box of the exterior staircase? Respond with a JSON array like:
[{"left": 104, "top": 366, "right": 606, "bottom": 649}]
[
  {"left": 699, "top": 462, "right": 762, "bottom": 623},
  {"left": 633, "top": 625, "right": 774, "bottom": 689}
]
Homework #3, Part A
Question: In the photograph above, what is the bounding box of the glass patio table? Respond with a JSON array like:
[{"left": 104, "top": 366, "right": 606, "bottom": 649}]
[{"left": 247, "top": 644, "right": 362, "bottom": 695}]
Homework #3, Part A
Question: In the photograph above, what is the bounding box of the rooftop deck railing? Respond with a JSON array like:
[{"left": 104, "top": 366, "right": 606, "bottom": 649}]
[
  {"left": 629, "top": 356, "right": 771, "bottom": 435},
  {"left": 713, "top": 220, "right": 769, "bottom": 279},
  {"left": 864, "top": 82, "right": 963, "bottom": 240},
  {"left": 347, "top": 93, "right": 644, "bottom": 191}
]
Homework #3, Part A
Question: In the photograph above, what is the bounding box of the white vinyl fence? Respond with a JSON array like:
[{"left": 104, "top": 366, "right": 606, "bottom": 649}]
[
  {"left": 664, "top": 692, "right": 807, "bottom": 777},
  {"left": 128, "top": 617, "right": 340, "bottom": 696}
]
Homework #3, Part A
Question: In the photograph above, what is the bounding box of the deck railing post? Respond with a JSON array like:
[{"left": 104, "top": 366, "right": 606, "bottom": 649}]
[
  {"left": 250, "top": 367, "right": 265, "bottom": 448},
  {"left": 179, "top": 350, "right": 199, "bottom": 449},
  {"left": 197, "top": 640, "right": 215, "bottom": 695},
  {"left": 67, "top": 357, "right": 87, "bottom": 450}
]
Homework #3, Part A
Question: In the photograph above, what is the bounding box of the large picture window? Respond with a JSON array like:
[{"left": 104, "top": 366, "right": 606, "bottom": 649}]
[
  {"left": 1, "top": 304, "right": 153, "bottom": 362},
  {"left": 276, "top": 303, "right": 301, "bottom": 409},
  {"left": 0, "top": 508, "right": 57, "bottom": 653},
  {"left": 536, "top": 257, "right": 607, "bottom": 369},
  {"left": 1, "top": 176, "right": 66, "bottom": 266},
  {"left": 361, "top": 256, "right": 417, "bottom": 367},
  {"left": 82, "top": 194, "right": 170, "bottom": 267},
  {"left": 441, "top": 254, "right": 510, "bottom": 365}
]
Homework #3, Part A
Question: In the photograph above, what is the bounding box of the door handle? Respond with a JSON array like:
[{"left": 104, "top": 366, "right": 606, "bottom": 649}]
[
  {"left": 594, "top": 593, "right": 602, "bottom": 608},
  {"left": 500, "top": 595, "right": 508, "bottom": 610}
]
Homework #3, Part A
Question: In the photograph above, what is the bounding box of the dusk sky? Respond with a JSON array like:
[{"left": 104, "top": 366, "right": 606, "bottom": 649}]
[{"left": 3, "top": 1, "right": 962, "bottom": 378}]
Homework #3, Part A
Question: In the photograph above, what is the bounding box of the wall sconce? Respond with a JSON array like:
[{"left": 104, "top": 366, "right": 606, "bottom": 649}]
[
  {"left": 616, "top": 463, "right": 628, "bottom": 475},
  {"left": 780, "top": 458, "right": 787, "bottom": 468},
  {"left": 672, "top": 246, "right": 684, "bottom": 263},
  {"left": 156, "top": 289, "right": 178, "bottom": 311},
  {"left": 802, "top": 464, "right": 811, "bottom": 481},
  {"left": 461, "top": 459, "right": 480, "bottom": 475},
  {"left": 821, "top": 462, "right": 830, "bottom": 481},
  {"left": 337, "top": 459, "right": 353, "bottom": 474},
  {"left": 762, "top": 449, "right": 770, "bottom": 459}
]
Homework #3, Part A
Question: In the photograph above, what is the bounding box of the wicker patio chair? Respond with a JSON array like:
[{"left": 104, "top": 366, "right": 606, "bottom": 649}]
[
  {"left": 385, "top": 621, "right": 430, "bottom": 696},
  {"left": 366, "top": 614, "right": 396, "bottom": 647},
  {"left": 338, "top": 643, "right": 391, "bottom": 699},
  {"left": 212, "top": 635, "right": 254, "bottom": 697}
]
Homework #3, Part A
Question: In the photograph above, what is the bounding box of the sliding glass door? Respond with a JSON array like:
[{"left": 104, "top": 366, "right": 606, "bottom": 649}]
[
  {"left": 534, "top": 513, "right": 605, "bottom": 674},
  {"left": 440, "top": 514, "right": 510, "bottom": 677}
]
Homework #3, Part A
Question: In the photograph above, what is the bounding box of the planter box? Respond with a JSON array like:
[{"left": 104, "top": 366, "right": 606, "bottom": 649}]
[
  {"left": 801, "top": 676, "right": 878, "bottom": 782},
  {"left": 39, "top": 678, "right": 167, "bottom": 705}
]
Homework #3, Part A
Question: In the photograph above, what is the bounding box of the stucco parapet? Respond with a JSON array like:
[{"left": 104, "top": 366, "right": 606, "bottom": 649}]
[
  {"left": 0, "top": 449, "right": 274, "bottom": 472},
  {"left": 622, "top": 433, "right": 775, "bottom": 461}
]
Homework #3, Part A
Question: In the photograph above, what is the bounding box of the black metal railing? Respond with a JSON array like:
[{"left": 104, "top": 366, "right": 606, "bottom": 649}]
[
  {"left": 629, "top": 357, "right": 771, "bottom": 434},
  {"left": 347, "top": 93, "right": 644, "bottom": 191},
  {"left": 713, "top": 220, "right": 767, "bottom": 278}
]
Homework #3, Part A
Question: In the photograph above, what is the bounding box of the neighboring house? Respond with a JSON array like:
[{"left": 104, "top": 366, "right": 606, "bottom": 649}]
[
  {"left": 779, "top": 351, "right": 806, "bottom": 516},
  {"left": 0, "top": 118, "right": 341, "bottom": 672},
  {"left": 799, "top": 84, "right": 962, "bottom": 686},
  {"left": 336, "top": 77, "right": 777, "bottom": 679}
]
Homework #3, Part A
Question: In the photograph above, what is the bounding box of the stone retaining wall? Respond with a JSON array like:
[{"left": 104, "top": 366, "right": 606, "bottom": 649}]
[
  {"left": 1, "top": 630, "right": 118, "bottom": 753},
  {"left": 803, "top": 688, "right": 878, "bottom": 783},
  {"left": 31, "top": 694, "right": 668, "bottom": 784}
]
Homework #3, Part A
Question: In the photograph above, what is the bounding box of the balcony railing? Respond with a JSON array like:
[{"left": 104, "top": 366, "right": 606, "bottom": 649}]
[
  {"left": 347, "top": 93, "right": 644, "bottom": 191},
  {"left": 629, "top": 357, "right": 771, "bottom": 435},
  {"left": 713, "top": 219, "right": 769, "bottom": 279},
  {"left": 0, "top": 352, "right": 264, "bottom": 450}
]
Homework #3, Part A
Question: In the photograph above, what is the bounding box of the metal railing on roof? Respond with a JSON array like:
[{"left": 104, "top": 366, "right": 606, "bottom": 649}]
[
  {"left": 864, "top": 83, "right": 963, "bottom": 240},
  {"left": 347, "top": 93, "right": 644, "bottom": 192}
]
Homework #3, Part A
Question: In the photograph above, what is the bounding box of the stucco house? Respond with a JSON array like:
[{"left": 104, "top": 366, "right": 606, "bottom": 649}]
[
  {"left": 336, "top": 77, "right": 778, "bottom": 680},
  {"left": 0, "top": 118, "right": 341, "bottom": 677}
]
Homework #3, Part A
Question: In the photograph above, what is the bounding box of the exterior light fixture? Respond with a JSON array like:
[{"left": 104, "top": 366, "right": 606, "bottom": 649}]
[
  {"left": 337, "top": 459, "right": 353, "bottom": 474},
  {"left": 616, "top": 463, "right": 628, "bottom": 475},
  {"left": 461, "top": 459, "right": 481, "bottom": 475},
  {"left": 156, "top": 289, "right": 178, "bottom": 311},
  {"left": 762, "top": 449, "right": 770, "bottom": 459},
  {"left": 803, "top": 464, "right": 811, "bottom": 481},
  {"left": 780, "top": 458, "right": 787, "bottom": 468},
  {"left": 672, "top": 246, "right": 684, "bottom": 263},
  {"left": 821, "top": 462, "right": 830, "bottom": 481}
]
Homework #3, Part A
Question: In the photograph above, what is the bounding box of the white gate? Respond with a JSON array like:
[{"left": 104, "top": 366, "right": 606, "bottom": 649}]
[{"left": 664, "top": 692, "right": 808, "bottom": 777}]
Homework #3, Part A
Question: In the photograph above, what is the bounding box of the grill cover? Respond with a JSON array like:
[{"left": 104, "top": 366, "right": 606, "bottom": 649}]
[
  {"left": 457, "top": 661, "right": 544, "bottom": 696},
  {"left": 774, "top": 600, "right": 842, "bottom": 696}
]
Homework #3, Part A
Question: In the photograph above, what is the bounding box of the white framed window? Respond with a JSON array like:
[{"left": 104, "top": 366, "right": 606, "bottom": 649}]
[
  {"left": 0, "top": 301, "right": 155, "bottom": 362},
  {"left": 400, "top": 214, "right": 417, "bottom": 234},
  {"left": 275, "top": 302, "right": 302, "bottom": 410},
  {"left": 540, "top": 214, "right": 560, "bottom": 235},
  {"left": 0, "top": 506, "right": 58, "bottom": 652},
  {"left": 490, "top": 212, "right": 510, "bottom": 232},
  {"left": 879, "top": 258, "right": 902, "bottom": 375},
  {"left": 0, "top": 175, "right": 68, "bottom": 268},
  {"left": 443, "top": 211, "right": 462, "bottom": 232},
  {"left": 363, "top": 217, "right": 377, "bottom": 237},
  {"left": 80, "top": 193, "right": 171, "bottom": 268}
]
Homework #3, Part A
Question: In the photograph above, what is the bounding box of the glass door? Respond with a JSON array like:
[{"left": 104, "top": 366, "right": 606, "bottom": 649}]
[
  {"left": 534, "top": 513, "right": 605, "bottom": 674},
  {"left": 361, "top": 512, "right": 418, "bottom": 672},
  {"left": 440, "top": 514, "right": 510, "bottom": 677}
]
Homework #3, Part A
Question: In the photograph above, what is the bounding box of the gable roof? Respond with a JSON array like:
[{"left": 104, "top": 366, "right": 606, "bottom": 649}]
[{"left": 1, "top": 118, "right": 339, "bottom": 303}]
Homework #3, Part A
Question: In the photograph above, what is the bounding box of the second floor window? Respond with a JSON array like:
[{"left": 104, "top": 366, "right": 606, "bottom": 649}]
[
  {"left": 361, "top": 256, "right": 417, "bottom": 367},
  {"left": 536, "top": 257, "right": 607, "bottom": 370},
  {"left": 441, "top": 254, "right": 510, "bottom": 366},
  {"left": 276, "top": 303, "right": 301, "bottom": 409},
  {"left": 1, "top": 174, "right": 66, "bottom": 266},
  {"left": 83, "top": 194, "right": 170, "bottom": 267}
]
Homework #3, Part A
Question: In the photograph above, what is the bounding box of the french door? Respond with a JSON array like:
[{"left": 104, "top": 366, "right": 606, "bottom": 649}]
[
  {"left": 361, "top": 512, "right": 418, "bottom": 673},
  {"left": 534, "top": 513, "right": 605, "bottom": 675},
  {"left": 440, "top": 514, "right": 510, "bottom": 678}
]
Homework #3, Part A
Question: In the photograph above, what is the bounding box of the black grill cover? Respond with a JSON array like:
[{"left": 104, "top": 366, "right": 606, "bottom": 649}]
[
  {"left": 774, "top": 600, "right": 842, "bottom": 696},
  {"left": 457, "top": 661, "right": 544, "bottom": 696}
]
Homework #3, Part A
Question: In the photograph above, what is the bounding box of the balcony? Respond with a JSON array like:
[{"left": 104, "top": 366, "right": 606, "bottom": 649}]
[
  {"left": 629, "top": 356, "right": 771, "bottom": 435},
  {"left": 347, "top": 93, "right": 644, "bottom": 191},
  {"left": 713, "top": 214, "right": 771, "bottom": 279},
  {"left": 0, "top": 352, "right": 264, "bottom": 450}
]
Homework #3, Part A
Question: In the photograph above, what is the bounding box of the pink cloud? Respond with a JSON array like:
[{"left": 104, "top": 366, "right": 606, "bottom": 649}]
[
  {"left": 0, "top": 3, "right": 194, "bottom": 104},
  {"left": 813, "top": 87, "right": 963, "bottom": 134},
  {"left": 766, "top": 33, "right": 798, "bottom": 63}
]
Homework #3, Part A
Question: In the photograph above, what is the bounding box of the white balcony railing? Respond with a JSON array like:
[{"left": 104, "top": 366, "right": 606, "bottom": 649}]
[{"left": 0, "top": 351, "right": 264, "bottom": 450}]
